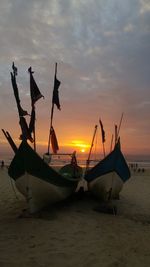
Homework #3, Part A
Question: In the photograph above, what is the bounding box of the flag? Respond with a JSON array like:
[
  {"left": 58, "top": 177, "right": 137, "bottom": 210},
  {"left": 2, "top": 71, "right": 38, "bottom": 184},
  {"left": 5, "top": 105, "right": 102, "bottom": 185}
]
[
  {"left": 52, "top": 74, "right": 61, "bottom": 110},
  {"left": 19, "top": 116, "right": 34, "bottom": 143},
  {"left": 11, "top": 63, "right": 33, "bottom": 143},
  {"left": 28, "top": 67, "right": 44, "bottom": 105},
  {"left": 11, "top": 72, "right": 28, "bottom": 117},
  {"left": 50, "top": 126, "right": 59, "bottom": 153},
  {"left": 99, "top": 119, "right": 105, "bottom": 143}
]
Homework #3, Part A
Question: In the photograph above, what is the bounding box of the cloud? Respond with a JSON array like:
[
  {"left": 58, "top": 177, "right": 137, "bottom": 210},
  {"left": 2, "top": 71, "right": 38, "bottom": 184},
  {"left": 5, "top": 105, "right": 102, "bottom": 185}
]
[{"left": 0, "top": 0, "right": 150, "bottom": 154}]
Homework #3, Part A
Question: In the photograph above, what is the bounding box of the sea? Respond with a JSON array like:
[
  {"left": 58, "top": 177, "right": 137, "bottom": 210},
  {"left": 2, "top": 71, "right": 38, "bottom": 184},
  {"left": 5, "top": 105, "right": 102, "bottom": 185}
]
[{"left": 0, "top": 147, "right": 150, "bottom": 170}]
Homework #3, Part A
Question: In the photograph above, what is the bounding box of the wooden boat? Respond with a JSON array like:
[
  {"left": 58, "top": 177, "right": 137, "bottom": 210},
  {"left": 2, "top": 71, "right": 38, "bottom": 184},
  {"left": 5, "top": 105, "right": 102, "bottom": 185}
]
[
  {"left": 84, "top": 140, "right": 131, "bottom": 201},
  {"left": 4, "top": 62, "right": 82, "bottom": 213},
  {"left": 8, "top": 140, "right": 82, "bottom": 213}
]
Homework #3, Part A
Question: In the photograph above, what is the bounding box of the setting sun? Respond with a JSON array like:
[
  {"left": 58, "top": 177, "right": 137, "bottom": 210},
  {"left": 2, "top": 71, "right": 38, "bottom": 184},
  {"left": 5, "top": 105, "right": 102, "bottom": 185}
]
[
  {"left": 71, "top": 140, "right": 90, "bottom": 152},
  {"left": 58, "top": 140, "right": 90, "bottom": 153}
]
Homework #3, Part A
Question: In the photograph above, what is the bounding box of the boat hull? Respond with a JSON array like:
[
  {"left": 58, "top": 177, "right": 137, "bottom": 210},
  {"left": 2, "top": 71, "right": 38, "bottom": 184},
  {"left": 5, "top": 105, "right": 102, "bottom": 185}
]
[
  {"left": 15, "top": 172, "right": 77, "bottom": 213},
  {"left": 88, "top": 171, "right": 123, "bottom": 201},
  {"left": 8, "top": 141, "right": 82, "bottom": 213},
  {"left": 84, "top": 140, "right": 130, "bottom": 201}
]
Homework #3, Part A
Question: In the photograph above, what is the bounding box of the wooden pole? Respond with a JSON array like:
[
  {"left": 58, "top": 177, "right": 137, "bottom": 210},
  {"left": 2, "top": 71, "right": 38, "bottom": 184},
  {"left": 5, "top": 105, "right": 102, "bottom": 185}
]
[
  {"left": 99, "top": 118, "right": 106, "bottom": 158},
  {"left": 85, "top": 125, "right": 98, "bottom": 173},
  {"left": 33, "top": 113, "right": 36, "bottom": 152},
  {"left": 2, "top": 129, "right": 18, "bottom": 153},
  {"left": 117, "top": 112, "right": 124, "bottom": 141},
  {"left": 47, "top": 63, "right": 57, "bottom": 154}
]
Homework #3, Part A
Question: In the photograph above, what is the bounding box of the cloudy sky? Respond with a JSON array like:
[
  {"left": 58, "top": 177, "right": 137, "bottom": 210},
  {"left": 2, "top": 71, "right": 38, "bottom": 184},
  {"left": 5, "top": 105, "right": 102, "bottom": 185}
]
[{"left": 0, "top": 0, "right": 150, "bottom": 157}]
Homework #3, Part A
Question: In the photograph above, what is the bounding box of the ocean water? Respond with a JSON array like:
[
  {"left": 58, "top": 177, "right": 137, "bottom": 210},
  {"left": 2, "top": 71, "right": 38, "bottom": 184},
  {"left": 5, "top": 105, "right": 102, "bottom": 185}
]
[{"left": 0, "top": 149, "right": 150, "bottom": 170}]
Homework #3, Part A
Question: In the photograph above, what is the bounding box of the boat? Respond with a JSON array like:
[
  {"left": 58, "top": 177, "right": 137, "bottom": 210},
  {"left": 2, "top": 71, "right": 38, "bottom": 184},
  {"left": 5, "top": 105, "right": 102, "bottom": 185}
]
[
  {"left": 84, "top": 139, "right": 131, "bottom": 201},
  {"left": 84, "top": 117, "right": 130, "bottom": 202},
  {"left": 5, "top": 63, "right": 82, "bottom": 213},
  {"left": 8, "top": 140, "right": 82, "bottom": 213}
]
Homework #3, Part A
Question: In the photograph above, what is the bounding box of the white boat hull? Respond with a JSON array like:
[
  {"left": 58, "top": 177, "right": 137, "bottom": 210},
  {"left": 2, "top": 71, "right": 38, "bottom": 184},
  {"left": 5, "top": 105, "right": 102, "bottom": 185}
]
[
  {"left": 88, "top": 171, "right": 123, "bottom": 201},
  {"left": 15, "top": 172, "right": 76, "bottom": 213}
]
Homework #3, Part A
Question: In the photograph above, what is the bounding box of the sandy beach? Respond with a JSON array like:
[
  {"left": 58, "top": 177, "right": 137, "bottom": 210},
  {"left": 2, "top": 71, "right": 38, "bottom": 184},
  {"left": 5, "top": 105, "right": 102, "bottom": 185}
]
[{"left": 0, "top": 167, "right": 150, "bottom": 267}]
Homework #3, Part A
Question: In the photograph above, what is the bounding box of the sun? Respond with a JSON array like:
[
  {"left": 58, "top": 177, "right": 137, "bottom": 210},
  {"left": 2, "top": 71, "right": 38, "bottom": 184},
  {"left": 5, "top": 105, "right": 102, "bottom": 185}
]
[{"left": 71, "top": 140, "right": 90, "bottom": 152}]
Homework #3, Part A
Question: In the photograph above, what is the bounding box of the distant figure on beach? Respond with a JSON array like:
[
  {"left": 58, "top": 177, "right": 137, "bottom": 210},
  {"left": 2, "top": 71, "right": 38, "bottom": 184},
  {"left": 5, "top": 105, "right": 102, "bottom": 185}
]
[{"left": 1, "top": 160, "right": 4, "bottom": 169}]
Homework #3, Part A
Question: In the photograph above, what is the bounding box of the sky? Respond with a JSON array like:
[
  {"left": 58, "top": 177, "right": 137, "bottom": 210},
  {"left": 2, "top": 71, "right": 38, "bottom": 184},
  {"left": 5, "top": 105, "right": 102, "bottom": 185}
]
[{"left": 0, "top": 0, "right": 150, "bottom": 157}]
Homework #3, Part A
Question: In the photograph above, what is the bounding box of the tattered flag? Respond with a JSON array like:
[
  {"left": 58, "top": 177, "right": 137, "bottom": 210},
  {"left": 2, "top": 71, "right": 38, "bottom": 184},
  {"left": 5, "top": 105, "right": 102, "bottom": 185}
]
[
  {"left": 50, "top": 126, "right": 59, "bottom": 153},
  {"left": 99, "top": 119, "right": 106, "bottom": 143},
  {"left": 52, "top": 74, "right": 61, "bottom": 110},
  {"left": 11, "top": 71, "right": 28, "bottom": 117},
  {"left": 28, "top": 67, "right": 44, "bottom": 105}
]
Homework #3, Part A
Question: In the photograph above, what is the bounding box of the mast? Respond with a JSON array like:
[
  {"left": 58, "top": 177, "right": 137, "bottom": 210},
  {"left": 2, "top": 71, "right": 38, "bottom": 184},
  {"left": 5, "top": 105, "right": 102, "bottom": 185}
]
[
  {"left": 114, "top": 112, "right": 124, "bottom": 147},
  {"left": 28, "top": 66, "right": 44, "bottom": 152},
  {"left": 2, "top": 129, "right": 18, "bottom": 153},
  {"left": 116, "top": 112, "right": 124, "bottom": 142},
  {"left": 85, "top": 124, "right": 98, "bottom": 173},
  {"left": 47, "top": 62, "right": 59, "bottom": 154},
  {"left": 99, "top": 118, "right": 106, "bottom": 158},
  {"left": 28, "top": 67, "right": 36, "bottom": 151}
]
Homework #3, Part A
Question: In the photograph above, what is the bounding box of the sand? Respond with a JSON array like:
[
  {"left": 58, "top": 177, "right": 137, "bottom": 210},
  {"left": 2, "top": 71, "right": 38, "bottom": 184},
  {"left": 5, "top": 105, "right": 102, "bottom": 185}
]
[{"left": 0, "top": 167, "right": 150, "bottom": 267}]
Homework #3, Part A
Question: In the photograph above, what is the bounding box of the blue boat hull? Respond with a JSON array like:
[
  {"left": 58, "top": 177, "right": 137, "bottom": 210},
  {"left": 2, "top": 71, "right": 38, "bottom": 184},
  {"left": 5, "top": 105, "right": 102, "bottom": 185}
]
[{"left": 84, "top": 141, "right": 131, "bottom": 201}]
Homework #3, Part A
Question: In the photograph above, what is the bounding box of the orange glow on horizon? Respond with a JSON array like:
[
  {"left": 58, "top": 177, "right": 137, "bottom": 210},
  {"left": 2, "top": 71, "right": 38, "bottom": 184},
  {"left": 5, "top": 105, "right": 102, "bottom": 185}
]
[
  {"left": 1, "top": 131, "right": 150, "bottom": 156},
  {"left": 69, "top": 140, "right": 90, "bottom": 153}
]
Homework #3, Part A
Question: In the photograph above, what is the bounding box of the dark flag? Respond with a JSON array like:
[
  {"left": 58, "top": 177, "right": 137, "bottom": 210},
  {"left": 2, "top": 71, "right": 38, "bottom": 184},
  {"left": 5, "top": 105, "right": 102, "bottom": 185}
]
[
  {"left": 28, "top": 67, "right": 44, "bottom": 105},
  {"left": 28, "top": 67, "right": 44, "bottom": 148},
  {"left": 52, "top": 73, "right": 61, "bottom": 110},
  {"left": 11, "top": 72, "right": 28, "bottom": 117},
  {"left": 11, "top": 63, "right": 33, "bottom": 143},
  {"left": 19, "top": 116, "right": 34, "bottom": 143},
  {"left": 50, "top": 126, "right": 59, "bottom": 153},
  {"left": 99, "top": 119, "right": 105, "bottom": 143}
]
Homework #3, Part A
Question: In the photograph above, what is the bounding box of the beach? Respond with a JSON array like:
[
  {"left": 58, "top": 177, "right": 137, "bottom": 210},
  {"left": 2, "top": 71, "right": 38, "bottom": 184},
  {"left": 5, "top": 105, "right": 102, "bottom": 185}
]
[{"left": 0, "top": 168, "right": 150, "bottom": 267}]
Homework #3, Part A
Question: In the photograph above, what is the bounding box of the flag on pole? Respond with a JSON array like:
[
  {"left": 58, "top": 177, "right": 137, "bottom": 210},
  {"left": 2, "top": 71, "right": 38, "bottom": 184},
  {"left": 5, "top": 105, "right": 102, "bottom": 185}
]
[
  {"left": 52, "top": 73, "right": 61, "bottom": 110},
  {"left": 11, "top": 71, "right": 28, "bottom": 117},
  {"left": 47, "top": 63, "right": 61, "bottom": 154},
  {"left": 99, "top": 119, "right": 105, "bottom": 143},
  {"left": 28, "top": 67, "right": 44, "bottom": 105},
  {"left": 50, "top": 126, "right": 59, "bottom": 153},
  {"left": 19, "top": 116, "right": 34, "bottom": 143},
  {"left": 11, "top": 63, "right": 33, "bottom": 142}
]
